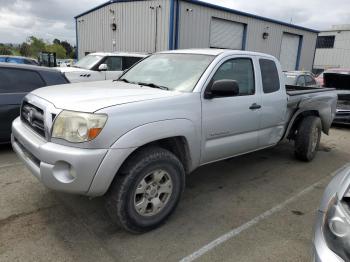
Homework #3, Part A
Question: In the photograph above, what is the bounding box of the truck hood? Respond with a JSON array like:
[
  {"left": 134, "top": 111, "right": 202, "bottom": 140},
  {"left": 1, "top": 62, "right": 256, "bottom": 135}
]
[
  {"left": 31, "top": 80, "right": 183, "bottom": 112},
  {"left": 55, "top": 66, "right": 91, "bottom": 73}
]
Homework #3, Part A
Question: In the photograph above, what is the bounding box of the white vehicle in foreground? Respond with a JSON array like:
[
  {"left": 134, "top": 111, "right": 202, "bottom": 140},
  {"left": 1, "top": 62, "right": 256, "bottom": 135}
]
[{"left": 56, "top": 52, "right": 147, "bottom": 83}]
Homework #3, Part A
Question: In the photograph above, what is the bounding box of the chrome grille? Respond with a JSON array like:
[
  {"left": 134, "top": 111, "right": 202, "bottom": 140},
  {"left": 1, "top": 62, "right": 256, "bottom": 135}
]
[
  {"left": 21, "top": 101, "right": 46, "bottom": 138},
  {"left": 337, "top": 100, "right": 350, "bottom": 111},
  {"left": 337, "top": 94, "right": 350, "bottom": 111}
]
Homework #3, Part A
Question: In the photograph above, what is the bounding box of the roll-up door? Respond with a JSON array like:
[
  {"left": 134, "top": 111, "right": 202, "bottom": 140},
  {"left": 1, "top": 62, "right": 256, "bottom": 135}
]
[
  {"left": 280, "top": 33, "right": 301, "bottom": 71},
  {"left": 210, "top": 17, "right": 245, "bottom": 50}
]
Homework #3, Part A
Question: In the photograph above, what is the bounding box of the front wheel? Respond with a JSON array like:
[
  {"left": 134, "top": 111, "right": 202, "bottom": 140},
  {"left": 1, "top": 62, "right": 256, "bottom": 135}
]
[
  {"left": 105, "top": 147, "right": 185, "bottom": 233},
  {"left": 294, "top": 116, "right": 322, "bottom": 162}
]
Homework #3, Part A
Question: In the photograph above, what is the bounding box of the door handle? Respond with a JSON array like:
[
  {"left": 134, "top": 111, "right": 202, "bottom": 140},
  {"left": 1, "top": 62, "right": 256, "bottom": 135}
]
[{"left": 249, "top": 103, "right": 261, "bottom": 110}]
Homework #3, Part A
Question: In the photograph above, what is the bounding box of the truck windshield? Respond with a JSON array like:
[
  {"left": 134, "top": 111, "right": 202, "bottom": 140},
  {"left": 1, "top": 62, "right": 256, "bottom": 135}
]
[
  {"left": 120, "top": 53, "right": 215, "bottom": 92},
  {"left": 73, "top": 55, "right": 103, "bottom": 70}
]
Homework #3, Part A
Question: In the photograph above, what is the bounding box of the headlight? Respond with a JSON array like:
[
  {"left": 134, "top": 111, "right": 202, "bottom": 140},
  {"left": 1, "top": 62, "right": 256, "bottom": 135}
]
[
  {"left": 323, "top": 195, "right": 350, "bottom": 261},
  {"left": 52, "top": 110, "right": 107, "bottom": 143}
]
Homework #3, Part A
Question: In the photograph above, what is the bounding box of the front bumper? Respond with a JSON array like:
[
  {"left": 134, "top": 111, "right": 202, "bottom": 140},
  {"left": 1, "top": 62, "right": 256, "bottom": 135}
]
[
  {"left": 12, "top": 117, "right": 134, "bottom": 196},
  {"left": 313, "top": 211, "right": 344, "bottom": 262}
]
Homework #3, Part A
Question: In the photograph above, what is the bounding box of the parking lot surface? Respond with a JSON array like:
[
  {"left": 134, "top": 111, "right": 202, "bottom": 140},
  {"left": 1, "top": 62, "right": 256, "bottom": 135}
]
[{"left": 1, "top": 127, "right": 349, "bottom": 262}]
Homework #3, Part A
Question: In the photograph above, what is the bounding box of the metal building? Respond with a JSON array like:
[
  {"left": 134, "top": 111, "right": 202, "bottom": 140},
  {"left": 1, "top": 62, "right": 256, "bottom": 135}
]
[
  {"left": 314, "top": 25, "right": 350, "bottom": 70},
  {"left": 75, "top": 0, "right": 319, "bottom": 71}
]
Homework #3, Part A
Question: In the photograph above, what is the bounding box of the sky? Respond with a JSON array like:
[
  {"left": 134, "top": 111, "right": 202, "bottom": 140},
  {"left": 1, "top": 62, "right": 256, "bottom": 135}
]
[{"left": 0, "top": 0, "right": 350, "bottom": 45}]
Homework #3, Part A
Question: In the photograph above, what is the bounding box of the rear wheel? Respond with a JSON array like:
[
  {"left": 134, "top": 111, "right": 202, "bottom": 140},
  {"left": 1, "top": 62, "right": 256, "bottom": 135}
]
[
  {"left": 105, "top": 147, "right": 185, "bottom": 233},
  {"left": 294, "top": 116, "right": 322, "bottom": 161}
]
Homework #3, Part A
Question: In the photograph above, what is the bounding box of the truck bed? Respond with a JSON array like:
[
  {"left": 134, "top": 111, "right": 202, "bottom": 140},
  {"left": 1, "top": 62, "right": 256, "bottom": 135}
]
[
  {"left": 286, "top": 85, "right": 335, "bottom": 96},
  {"left": 286, "top": 85, "right": 337, "bottom": 116}
]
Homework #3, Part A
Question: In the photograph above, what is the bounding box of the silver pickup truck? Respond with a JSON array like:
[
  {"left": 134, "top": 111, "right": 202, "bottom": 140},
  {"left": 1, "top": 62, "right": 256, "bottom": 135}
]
[{"left": 12, "top": 49, "right": 337, "bottom": 233}]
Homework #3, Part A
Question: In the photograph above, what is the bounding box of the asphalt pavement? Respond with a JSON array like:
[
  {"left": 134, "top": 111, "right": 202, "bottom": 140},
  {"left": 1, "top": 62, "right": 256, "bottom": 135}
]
[{"left": 1, "top": 126, "right": 349, "bottom": 262}]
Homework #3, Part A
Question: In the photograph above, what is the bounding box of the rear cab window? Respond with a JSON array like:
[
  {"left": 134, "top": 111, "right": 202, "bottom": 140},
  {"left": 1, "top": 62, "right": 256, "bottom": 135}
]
[
  {"left": 0, "top": 68, "right": 46, "bottom": 93},
  {"left": 259, "top": 59, "right": 280, "bottom": 93}
]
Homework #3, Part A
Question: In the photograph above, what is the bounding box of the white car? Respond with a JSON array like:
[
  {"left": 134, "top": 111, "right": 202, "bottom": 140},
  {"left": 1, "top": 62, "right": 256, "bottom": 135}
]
[{"left": 57, "top": 52, "right": 147, "bottom": 83}]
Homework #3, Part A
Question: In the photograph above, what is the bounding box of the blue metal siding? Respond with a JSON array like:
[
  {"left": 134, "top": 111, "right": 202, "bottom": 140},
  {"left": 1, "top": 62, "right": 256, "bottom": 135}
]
[
  {"left": 295, "top": 35, "right": 303, "bottom": 70},
  {"left": 75, "top": 18, "right": 79, "bottom": 59},
  {"left": 242, "top": 24, "right": 247, "bottom": 50},
  {"left": 174, "top": 0, "right": 180, "bottom": 49},
  {"left": 168, "top": 0, "right": 175, "bottom": 49}
]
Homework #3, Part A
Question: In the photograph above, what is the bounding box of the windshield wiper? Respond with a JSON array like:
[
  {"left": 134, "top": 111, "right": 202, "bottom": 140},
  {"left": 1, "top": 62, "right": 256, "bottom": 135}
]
[
  {"left": 137, "top": 82, "right": 169, "bottom": 90},
  {"left": 116, "top": 78, "right": 130, "bottom": 83}
]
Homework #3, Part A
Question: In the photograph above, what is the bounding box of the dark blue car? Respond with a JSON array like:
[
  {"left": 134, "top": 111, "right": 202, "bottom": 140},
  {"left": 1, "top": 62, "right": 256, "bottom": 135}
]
[
  {"left": 0, "top": 63, "right": 69, "bottom": 143},
  {"left": 0, "top": 55, "right": 39, "bottom": 66}
]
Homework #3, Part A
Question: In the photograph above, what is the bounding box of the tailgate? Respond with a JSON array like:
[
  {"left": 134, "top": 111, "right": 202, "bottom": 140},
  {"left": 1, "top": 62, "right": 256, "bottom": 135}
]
[{"left": 324, "top": 72, "right": 350, "bottom": 90}]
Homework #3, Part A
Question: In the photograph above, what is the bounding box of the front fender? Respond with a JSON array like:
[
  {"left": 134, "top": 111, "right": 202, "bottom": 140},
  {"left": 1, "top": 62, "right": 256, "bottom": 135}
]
[
  {"left": 111, "top": 119, "right": 200, "bottom": 168},
  {"left": 87, "top": 119, "right": 200, "bottom": 196}
]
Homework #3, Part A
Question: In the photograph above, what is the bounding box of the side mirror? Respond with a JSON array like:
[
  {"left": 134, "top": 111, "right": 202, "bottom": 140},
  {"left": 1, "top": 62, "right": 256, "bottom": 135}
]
[
  {"left": 98, "top": 63, "right": 108, "bottom": 71},
  {"left": 205, "top": 80, "right": 239, "bottom": 99}
]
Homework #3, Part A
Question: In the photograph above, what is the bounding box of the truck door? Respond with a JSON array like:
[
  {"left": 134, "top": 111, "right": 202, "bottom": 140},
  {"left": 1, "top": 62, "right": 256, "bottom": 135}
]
[
  {"left": 257, "top": 58, "right": 288, "bottom": 147},
  {"left": 201, "top": 57, "right": 261, "bottom": 164},
  {"left": 104, "top": 56, "right": 123, "bottom": 80}
]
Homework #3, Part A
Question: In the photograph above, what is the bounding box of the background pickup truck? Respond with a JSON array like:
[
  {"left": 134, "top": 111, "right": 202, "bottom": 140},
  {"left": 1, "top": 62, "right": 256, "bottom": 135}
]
[
  {"left": 12, "top": 49, "right": 337, "bottom": 233},
  {"left": 56, "top": 52, "right": 147, "bottom": 83},
  {"left": 322, "top": 69, "right": 350, "bottom": 124}
]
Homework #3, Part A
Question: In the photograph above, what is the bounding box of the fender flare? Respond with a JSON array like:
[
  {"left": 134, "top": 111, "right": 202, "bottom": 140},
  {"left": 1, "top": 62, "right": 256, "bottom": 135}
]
[
  {"left": 88, "top": 119, "right": 200, "bottom": 196},
  {"left": 111, "top": 118, "right": 201, "bottom": 171},
  {"left": 284, "top": 100, "right": 334, "bottom": 139}
]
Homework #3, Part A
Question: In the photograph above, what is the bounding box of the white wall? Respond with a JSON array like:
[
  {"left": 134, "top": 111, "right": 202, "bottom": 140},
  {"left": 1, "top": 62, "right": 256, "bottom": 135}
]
[{"left": 314, "top": 30, "right": 350, "bottom": 69}]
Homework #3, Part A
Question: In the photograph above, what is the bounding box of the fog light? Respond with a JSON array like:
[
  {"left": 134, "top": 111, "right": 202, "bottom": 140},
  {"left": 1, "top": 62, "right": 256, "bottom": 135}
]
[
  {"left": 329, "top": 217, "right": 349, "bottom": 237},
  {"left": 52, "top": 161, "right": 76, "bottom": 183}
]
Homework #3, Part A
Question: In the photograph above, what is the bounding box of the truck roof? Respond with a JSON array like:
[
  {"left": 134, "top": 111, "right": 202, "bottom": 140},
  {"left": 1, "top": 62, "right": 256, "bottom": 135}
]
[
  {"left": 89, "top": 52, "right": 148, "bottom": 58},
  {"left": 284, "top": 71, "right": 313, "bottom": 76},
  {"left": 159, "top": 48, "right": 276, "bottom": 59}
]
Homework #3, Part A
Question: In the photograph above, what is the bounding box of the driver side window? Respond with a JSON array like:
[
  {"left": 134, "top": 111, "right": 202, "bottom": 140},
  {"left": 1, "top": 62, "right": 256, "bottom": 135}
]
[
  {"left": 104, "top": 57, "right": 122, "bottom": 71},
  {"left": 212, "top": 58, "right": 255, "bottom": 96}
]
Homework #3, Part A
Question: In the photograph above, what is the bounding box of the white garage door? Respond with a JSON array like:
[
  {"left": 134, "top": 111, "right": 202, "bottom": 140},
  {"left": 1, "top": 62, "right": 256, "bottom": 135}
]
[
  {"left": 279, "top": 33, "right": 301, "bottom": 71},
  {"left": 210, "top": 18, "right": 244, "bottom": 50}
]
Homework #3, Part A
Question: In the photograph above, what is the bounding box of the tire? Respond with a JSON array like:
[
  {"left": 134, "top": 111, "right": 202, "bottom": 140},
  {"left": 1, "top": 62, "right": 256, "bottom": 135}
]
[
  {"left": 105, "top": 146, "right": 185, "bottom": 233},
  {"left": 294, "top": 116, "right": 322, "bottom": 162}
]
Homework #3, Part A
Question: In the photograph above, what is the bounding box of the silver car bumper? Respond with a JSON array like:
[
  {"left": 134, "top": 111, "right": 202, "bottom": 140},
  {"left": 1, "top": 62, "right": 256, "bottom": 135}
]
[
  {"left": 313, "top": 164, "right": 350, "bottom": 262},
  {"left": 11, "top": 117, "right": 134, "bottom": 196}
]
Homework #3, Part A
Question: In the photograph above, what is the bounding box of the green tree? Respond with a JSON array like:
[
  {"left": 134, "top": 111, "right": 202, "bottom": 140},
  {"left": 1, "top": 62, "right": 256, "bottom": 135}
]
[
  {"left": 19, "top": 42, "right": 31, "bottom": 57},
  {"left": 46, "top": 43, "right": 66, "bottom": 59},
  {"left": 60, "top": 40, "right": 73, "bottom": 57},
  {"left": 0, "top": 45, "right": 12, "bottom": 55},
  {"left": 28, "top": 36, "right": 46, "bottom": 57},
  {"left": 53, "top": 38, "right": 61, "bottom": 45},
  {"left": 69, "top": 50, "right": 76, "bottom": 59}
]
